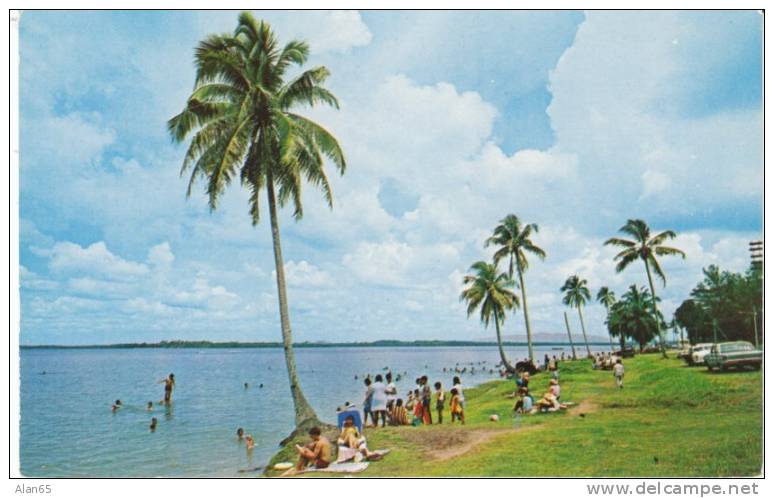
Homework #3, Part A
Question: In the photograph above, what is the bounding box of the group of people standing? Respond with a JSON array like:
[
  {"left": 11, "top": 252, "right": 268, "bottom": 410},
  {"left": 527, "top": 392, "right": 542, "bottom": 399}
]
[{"left": 362, "top": 373, "right": 466, "bottom": 427}]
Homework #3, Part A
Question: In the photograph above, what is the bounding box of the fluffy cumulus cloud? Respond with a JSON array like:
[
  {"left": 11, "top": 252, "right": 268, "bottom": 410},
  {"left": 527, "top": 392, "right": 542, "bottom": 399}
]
[{"left": 18, "top": 11, "right": 761, "bottom": 344}]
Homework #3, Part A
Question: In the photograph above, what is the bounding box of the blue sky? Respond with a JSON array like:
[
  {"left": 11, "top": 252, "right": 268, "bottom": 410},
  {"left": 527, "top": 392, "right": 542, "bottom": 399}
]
[{"left": 18, "top": 10, "right": 762, "bottom": 345}]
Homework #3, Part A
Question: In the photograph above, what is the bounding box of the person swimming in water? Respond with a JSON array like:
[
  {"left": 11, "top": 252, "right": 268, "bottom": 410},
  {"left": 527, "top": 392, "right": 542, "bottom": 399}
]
[
  {"left": 245, "top": 434, "right": 255, "bottom": 450},
  {"left": 237, "top": 427, "right": 244, "bottom": 440},
  {"left": 111, "top": 400, "right": 122, "bottom": 412},
  {"left": 150, "top": 417, "right": 158, "bottom": 431},
  {"left": 160, "top": 373, "right": 175, "bottom": 404},
  {"left": 147, "top": 401, "right": 153, "bottom": 411}
]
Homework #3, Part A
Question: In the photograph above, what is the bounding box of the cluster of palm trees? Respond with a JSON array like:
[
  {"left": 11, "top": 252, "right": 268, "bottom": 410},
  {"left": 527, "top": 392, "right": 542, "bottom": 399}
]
[
  {"left": 460, "top": 215, "right": 545, "bottom": 373},
  {"left": 462, "top": 217, "right": 686, "bottom": 368},
  {"left": 171, "top": 13, "right": 688, "bottom": 434}
]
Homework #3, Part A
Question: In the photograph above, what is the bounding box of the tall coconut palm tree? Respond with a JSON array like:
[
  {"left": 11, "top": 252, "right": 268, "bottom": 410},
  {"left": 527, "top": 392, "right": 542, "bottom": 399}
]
[
  {"left": 168, "top": 13, "right": 345, "bottom": 428},
  {"left": 485, "top": 214, "right": 546, "bottom": 363},
  {"left": 604, "top": 219, "right": 685, "bottom": 358},
  {"left": 596, "top": 287, "right": 617, "bottom": 350},
  {"left": 460, "top": 261, "right": 519, "bottom": 373},
  {"left": 561, "top": 275, "right": 592, "bottom": 357}
]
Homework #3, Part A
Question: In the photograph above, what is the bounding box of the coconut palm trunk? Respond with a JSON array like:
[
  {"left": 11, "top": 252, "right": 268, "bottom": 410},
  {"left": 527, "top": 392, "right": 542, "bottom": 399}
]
[
  {"left": 563, "top": 311, "right": 578, "bottom": 360},
  {"left": 516, "top": 263, "right": 535, "bottom": 362},
  {"left": 267, "top": 172, "right": 318, "bottom": 426},
  {"left": 494, "top": 315, "right": 515, "bottom": 373},
  {"left": 577, "top": 306, "right": 592, "bottom": 357},
  {"left": 644, "top": 259, "right": 667, "bottom": 358}
]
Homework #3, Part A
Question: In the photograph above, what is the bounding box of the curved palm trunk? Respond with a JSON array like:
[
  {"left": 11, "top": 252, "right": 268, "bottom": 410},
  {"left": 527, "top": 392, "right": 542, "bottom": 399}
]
[
  {"left": 267, "top": 172, "right": 319, "bottom": 427},
  {"left": 577, "top": 306, "right": 592, "bottom": 358},
  {"left": 494, "top": 316, "right": 515, "bottom": 373},
  {"left": 619, "top": 327, "right": 626, "bottom": 351},
  {"left": 563, "top": 311, "right": 578, "bottom": 360},
  {"left": 643, "top": 259, "right": 667, "bottom": 358},
  {"left": 516, "top": 266, "right": 535, "bottom": 363}
]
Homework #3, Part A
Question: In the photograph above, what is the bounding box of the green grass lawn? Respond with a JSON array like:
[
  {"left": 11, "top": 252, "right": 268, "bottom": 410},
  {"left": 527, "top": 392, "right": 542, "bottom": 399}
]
[{"left": 265, "top": 354, "right": 762, "bottom": 477}]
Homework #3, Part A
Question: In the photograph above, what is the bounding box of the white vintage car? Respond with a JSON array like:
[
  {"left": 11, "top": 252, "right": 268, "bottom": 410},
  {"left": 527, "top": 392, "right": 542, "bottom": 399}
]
[{"left": 689, "top": 343, "right": 715, "bottom": 366}]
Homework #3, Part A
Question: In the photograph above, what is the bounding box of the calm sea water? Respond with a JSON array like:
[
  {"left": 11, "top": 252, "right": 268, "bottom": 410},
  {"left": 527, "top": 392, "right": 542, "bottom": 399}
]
[{"left": 19, "top": 345, "right": 608, "bottom": 477}]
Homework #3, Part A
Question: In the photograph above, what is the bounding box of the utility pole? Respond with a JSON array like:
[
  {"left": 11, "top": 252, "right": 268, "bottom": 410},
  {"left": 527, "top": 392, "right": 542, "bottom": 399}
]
[
  {"left": 749, "top": 240, "right": 763, "bottom": 272},
  {"left": 564, "top": 311, "right": 578, "bottom": 360}
]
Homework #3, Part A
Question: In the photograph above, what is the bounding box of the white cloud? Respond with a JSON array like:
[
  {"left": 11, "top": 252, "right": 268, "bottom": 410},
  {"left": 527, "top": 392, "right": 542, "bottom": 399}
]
[
  {"left": 305, "top": 11, "right": 372, "bottom": 54},
  {"left": 48, "top": 241, "right": 149, "bottom": 279},
  {"left": 281, "top": 260, "right": 332, "bottom": 287},
  {"left": 147, "top": 242, "right": 175, "bottom": 266},
  {"left": 640, "top": 170, "right": 672, "bottom": 199}
]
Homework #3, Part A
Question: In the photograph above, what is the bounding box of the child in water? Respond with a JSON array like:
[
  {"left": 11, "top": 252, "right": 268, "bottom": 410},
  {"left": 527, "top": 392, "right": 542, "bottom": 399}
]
[
  {"left": 149, "top": 417, "right": 158, "bottom": 431},
  {"left": 111, "top": 400, "right": 122, "bottom": 412},
  {"left": 147, "top": 401, "right": 153, "bottom": 411},
  {"left": 245, "top": 434, "right": 255, "bottom": 450},
  {"left": 237, "top": 427, "right": 244, "bottom": 440},
  {"left": 434, "top": 382, "right": 445, "bottom": 424}
]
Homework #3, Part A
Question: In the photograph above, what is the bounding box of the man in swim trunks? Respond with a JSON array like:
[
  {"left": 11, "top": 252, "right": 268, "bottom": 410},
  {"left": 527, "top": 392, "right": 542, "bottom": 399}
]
[
  {"left": 161, "top": 373, "right": 175, "bottom": 404},
  {"left": 294, "top": 427, "right": 331, "bottom": 471}
]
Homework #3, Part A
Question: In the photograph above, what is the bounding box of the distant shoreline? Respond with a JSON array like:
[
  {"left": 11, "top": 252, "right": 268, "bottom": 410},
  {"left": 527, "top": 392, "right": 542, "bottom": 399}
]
[{"left": 20, "top": 339, "right": 612, "bottom": 350}]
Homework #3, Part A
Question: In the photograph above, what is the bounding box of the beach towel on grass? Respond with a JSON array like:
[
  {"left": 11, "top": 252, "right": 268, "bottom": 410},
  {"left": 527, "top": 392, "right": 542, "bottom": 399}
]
[{"left": 302, "top": 462, "right": 370, "bottom": 474}]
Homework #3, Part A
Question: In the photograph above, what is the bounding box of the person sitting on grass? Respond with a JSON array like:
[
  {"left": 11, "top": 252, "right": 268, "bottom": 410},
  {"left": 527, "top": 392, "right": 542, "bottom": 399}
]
[
  {"left": 513, "top": 387, "right": 533, "bottom": 414},
  {"left": 549, "top": 378, "right": 561, "bottom": 400},
  {"left": 390, "top": 398, "right": 410, "bottom": 426},
  {"left": 516, "top": 371, "right": 530, "bottom": 390},
  {"left": 449, "top": 388, "right": 465, "bottom": 424},
  {"left": 336, "top": 415, "right": 381, "bottom": 463},
  {"left": 535, "top": 391, "right": 567, "bottom": 413},
  {"left": 293, "top": 427, "right": 331, "bottom": 472}
]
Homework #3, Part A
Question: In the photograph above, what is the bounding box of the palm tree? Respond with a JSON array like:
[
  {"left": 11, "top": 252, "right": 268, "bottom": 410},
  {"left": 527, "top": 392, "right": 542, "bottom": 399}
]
[
  {"left": 168, "top": 13, "right": 345, "bottom": 428},
  {"left": 604, "top": 219, "right": 685, "bottom": 357},
  {"left": 613, "top": 285, "right": 662, "bottom": 351},
  {"left": 485, "top": 214, "right": 546, "bottom": 363},
  {"left": 460, "top": 261, "right": 519, "bottom": 373},
  {"left": 561, "top": 275, "right": 592, "bottom": 357},
  {"left": 596, "top": 287, "right": 617, "bottom": 350}
]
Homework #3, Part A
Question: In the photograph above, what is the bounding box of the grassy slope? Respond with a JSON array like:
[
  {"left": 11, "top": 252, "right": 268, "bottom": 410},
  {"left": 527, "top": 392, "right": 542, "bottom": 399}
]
[{"left": 265, "top": 354, "right": 762, "bottom": 477}]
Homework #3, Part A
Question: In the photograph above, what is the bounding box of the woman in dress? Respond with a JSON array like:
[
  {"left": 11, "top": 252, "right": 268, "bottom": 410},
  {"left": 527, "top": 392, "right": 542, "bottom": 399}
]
[{"left": 370, "top": 374, "right": 388, "bottom": 427}]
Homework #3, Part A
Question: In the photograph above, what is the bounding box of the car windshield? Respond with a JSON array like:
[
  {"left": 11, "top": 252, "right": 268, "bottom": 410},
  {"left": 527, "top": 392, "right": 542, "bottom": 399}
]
[{"left": 720, "top": 343, "right": 754, "bottom": 353}]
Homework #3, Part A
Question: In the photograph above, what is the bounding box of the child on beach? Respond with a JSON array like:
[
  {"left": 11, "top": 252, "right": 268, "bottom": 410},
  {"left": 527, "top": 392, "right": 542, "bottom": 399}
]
[
  {"left": 385, "top": 372, "right": 397, "bottom": 411},
  {"left": 453, "top": 376, "right": 465, "bottom": 409},
  {"left": 420, "top": 376, "right": 433, "bottom": 424},
  {"left": 613, "top": 359, "right": 625, "bottom": 388},
  {"left": 434, "top": 382, "right": 445, "bottom": 424},
  {"left": 449, "top": 388, "right": 465, "bottom": 424},
  {"left": 412, "top": 389, "right": 423, "bottom": 425},
  {"left": 391, "top": 398, "right": 409, "bottom": 426}
]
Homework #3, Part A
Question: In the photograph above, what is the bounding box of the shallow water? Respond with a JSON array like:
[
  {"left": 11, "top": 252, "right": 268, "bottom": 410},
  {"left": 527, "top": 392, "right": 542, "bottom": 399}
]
[{"left": 19, "top": 345, "right": 607, "bottom": 477}]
